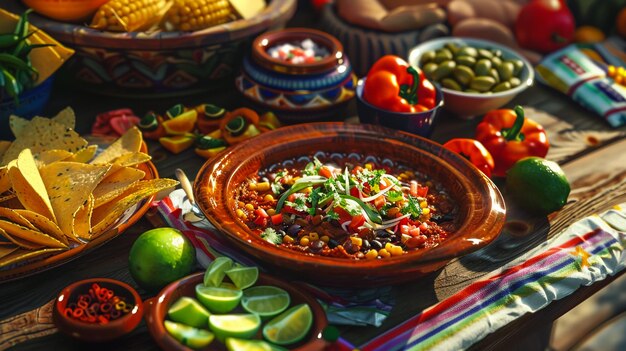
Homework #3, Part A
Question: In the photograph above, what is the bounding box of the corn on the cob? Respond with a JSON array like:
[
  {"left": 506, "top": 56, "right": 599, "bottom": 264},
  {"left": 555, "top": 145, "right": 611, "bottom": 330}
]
[
  {"left": 91, "top": 0, "right": 172, "bottom": 32},
  {"left": 166, "top": 0, "right": 236, "bottom": 31}
]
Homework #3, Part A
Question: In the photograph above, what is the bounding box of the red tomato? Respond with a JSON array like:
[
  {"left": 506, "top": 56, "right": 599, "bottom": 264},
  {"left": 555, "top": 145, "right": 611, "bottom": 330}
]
[{"left": 515, "top": 0, "right": 575, "bottom": 53}]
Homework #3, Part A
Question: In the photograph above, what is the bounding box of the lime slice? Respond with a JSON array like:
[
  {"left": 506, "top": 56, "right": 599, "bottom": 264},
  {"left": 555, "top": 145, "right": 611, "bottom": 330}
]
[
  {"left": 204, "top": 256, "right": 234, "bottom": 287},
  {"left": 225, "top": 337, "right": 288, "bottom": 351},
  {"left": 263, "top": 304, "right": 313, "bottom": 345},
  {"left": 225, "top": 266, "right": 259, "bottom": 289},
  {"left": 220, "top": 282, "right": 239, "bottom": 290},
  {"left": 164, "top": 320, "right": 215, "bottom": 349},
  {"left": 209, "top": 314, "right": 261, "bottom": 342},
  {"left": 167, "top": 296, "right": 211, "bottom": 328},
  {"left": 241, "top": 286, "right": 290, "bottom": 318},
  {"left": 196, "top": 284, "right": 242, "bottom": 313}
]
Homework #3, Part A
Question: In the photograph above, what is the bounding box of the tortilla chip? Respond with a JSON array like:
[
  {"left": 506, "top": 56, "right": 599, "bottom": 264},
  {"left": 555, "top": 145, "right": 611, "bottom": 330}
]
[
  {"left": 0, "top": 207, "right": 37, "bottom": 231},
  {"left": 0, "top": 141, "right": 11, "bottom": 160},
  {"left": 69, "top": 145, "right": 98, "bottom": 163},
  {"left": 39, "top": 161, "right": 110, "bottom": 239},
  {"left": 1, "top": 117, "right": 88, "bottom": 166},
  {"left": 0, "top": 247, "right": 65, "bottom": 269},
  {"left": 0, "top": 167, "right": 9, "bottom": 194},
  {"left": 93, "top": 167, "right": 145, "bottom": 208},
  {"left": 91, "top": 127, "right": 142, "bottom": 165},
  {"left": 52, "top": 107, "right": 76, "bottom": 130},
  {"left": 0, "top": 228, "right": 43, "bottom": 250},
  {"left": 111, "top": 152, "right": 152, "bottom": 167},
  {"left": 74, "top": 194, "right": 94, "bottom": 240},
  {"left": 0, "top": 245, "right": 18, "bottom": 259},
  {"left": 9, "top": 150, "right": 57, "bottom": 222},
  {"left": 9, "top": 115, "right": 30, "bottom": 139},
  {"left": 15, "top": 209, "right": 68, "bottom": 245},
  {"left": 34, "top": 149, "right": 74, "bottom": 167},
  {"left": 0, "top": 194, "right": 21, "bottom": 209},
  {"left": 91, "top": 179, "right": 178, "bottom": 236},
  {"left": 0, "top": 221, "right": 66, "bottom": 248}
]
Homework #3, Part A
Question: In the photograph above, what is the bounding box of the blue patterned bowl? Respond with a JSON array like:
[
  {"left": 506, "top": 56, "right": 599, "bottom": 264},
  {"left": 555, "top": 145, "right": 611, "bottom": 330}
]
[
  {"left": 356, "top": 78, "right": 444, "bottom": 137},
  {"left": 237, "top": 28, "right": 357, "bottom": 122},
  {"left": 0, "top": 76, "right": 54, "bottom": 140}
]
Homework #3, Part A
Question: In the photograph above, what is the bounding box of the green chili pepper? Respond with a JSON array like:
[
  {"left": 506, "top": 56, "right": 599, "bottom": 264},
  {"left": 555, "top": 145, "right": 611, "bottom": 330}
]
[
  {"left": 1, "top": 69, "right": 21, "bottom": 104},
  {"left": 0, "top": 34, "right": 20, "bottom": 49}
]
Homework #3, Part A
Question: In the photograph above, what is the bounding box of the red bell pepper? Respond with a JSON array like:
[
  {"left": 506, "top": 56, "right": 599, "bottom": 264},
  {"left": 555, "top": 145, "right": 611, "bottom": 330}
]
[
  {"left": 476, "top": 106, "right": 550, "bottom": 177},
  {"left": 443, "top": 138, "right": 495, "bottom": 178},
  {"left": 363, "top": 55, "right": 436, "bottom": 113}
]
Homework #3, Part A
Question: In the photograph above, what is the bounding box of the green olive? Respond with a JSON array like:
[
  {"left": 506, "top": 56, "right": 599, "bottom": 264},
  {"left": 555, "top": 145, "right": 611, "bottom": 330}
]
[
  {"left": 434, "top": 48, "right": 454, "bottom": 63},
  {"left": 470, "top": 76, "right": 496, "bottom": 92},
  {"left": 444, "top": 42, "right": 460, "bottom": 55},
  {"left": 496, "top": 62, "right": 514, "bottom": 81},
  {"left": 453, "top": 65, "right": 475, "bottom": 86},
  {"left": 432, "top": 60, "right": 456, "bottom": 81},
  {"left": 474, "top": 59, "right": 492, "bottom": 76},
  {"left": 441, "top": 78, "right": 462, "bottom": 91},
  {"left": 491, "top": 56, "right": 502, "bottom": 67},
  {"left": 464, "top": 88, "right": 480, "bottom": 93},
  {"left": 508, "top": 59, "right": 525, "bottom": 76},
  {"left": 456, "top": 55, "right": 476, "bottom": 67},
  {"left": 489, "top": 68, "right": 500, "bottom": 83},
  {"left": 490, "top": 49, "right": 503, "bottom": 57},
  {"left": 509, "top": 77, "right": 521, "bottom": 87},
  {"left": 457, "top": 46, "right": 478, "bottom": 58},
  {"left": 419, "top": 51, "right": 436, "bottom": 66},
  {"left": 477, "top": 49, "right": 494, "bottom": 60},
  {"left": 492, "top": 81, "right": 512, "bottom": 92},
  {"left": 423, "top": 62, "right": 438, "bottom": 79}
]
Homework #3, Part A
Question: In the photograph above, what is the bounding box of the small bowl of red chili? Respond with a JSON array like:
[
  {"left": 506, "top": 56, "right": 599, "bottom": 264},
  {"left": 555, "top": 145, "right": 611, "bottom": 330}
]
[
  {"left": 194, "top": 123, "right": 506, "bottom": 287},
  {"left": 53, "top": 278, "right": 144, "bottom": 342}
]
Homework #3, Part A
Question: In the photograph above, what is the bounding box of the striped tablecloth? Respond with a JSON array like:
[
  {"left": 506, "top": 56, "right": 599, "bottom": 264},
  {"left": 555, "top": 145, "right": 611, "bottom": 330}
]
[{"left": 153, "top": 189, "right": 626, "bottom": 350}]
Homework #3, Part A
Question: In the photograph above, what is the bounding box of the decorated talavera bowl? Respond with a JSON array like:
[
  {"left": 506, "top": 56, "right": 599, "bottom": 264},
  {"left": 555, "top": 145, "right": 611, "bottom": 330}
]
[
  {"left": 3, "top": 0, "right": 296, "bottom": 97},
  {"left": 236, "top": 28, "right": 357, "bottom": 122},
  {"left": 194, "top": 123, "right": 506, "bottom": 287},
  {"left": 0, "top": 76, "right": 54, "bottom": 141}
]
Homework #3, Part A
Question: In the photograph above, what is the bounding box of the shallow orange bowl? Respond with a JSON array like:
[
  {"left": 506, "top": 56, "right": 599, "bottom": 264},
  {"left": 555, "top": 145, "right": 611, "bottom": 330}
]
[
  {"left": 144, "top": 272, "right": 328, "bottom": 351},
  {"left": 194, "top": 123, "right": 506, "bottom": 287}
]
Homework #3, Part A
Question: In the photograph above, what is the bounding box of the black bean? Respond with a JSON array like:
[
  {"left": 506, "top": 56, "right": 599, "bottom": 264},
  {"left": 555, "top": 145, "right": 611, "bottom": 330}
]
[
  {"left": 376, "top": 230, "right": 390, "bottom": 238},
  {"left": 287, "top": 224, "right": 301, "bottom": 236},
  {"left": 328, "top": 239, "right": 339, "bottom": 249},
  {"left": 309, "top": 240, "right": 325, "bottom": 253},
  {"left": 362, "top": 239, "right": 371, "bottom": 250},
  {"left": 371, "top": 240, "right": 383, "bottom": 250}
]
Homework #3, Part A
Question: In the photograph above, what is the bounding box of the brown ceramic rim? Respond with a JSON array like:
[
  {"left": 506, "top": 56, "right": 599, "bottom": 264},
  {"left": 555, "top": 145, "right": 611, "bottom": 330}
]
[
  {"left": 0, "top": 157, "right": 159, "bottom": 283},
  {"left": 54, "top": 277, "right": 144, "bottom": 340},
  {"left": 252, "top": 27, "right": 344, "bottom": 74},
  {"left": 193, "top": 123, "right": 506, "bottom": 286},
  {"left": 144, "top": 272, "right": 328, "bottom": 351}
]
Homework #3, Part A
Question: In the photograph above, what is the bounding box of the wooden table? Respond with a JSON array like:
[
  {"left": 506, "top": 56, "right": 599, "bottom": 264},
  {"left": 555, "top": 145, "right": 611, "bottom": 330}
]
[{"left": 2, "top": 6, "right": 626, "bottom": 351}]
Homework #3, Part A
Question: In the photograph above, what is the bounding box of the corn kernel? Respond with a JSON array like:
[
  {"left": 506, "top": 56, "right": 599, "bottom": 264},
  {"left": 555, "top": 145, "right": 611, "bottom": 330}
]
[
  {"left": 350, "top": 236, "right": 362, "bottom": 247},
  {"left": 236, "top": 209, "right": 245, "bottom": 218},
  {"left": 300, "top": 236, "right": 310, "bottom": 246},
  {"left": 245, "top": 203, "right": 254, "bottom": 211},
  {"left": 420, "top": 201, "right": 428, "bottom": 208},
  {"left": 390, "top": 245, "right": 404, "bottom": 256},
  {"left": 266, "top": 208, "right": 276, "bottom": 216},
  {"left": 248, "top": 182, "right": 257, "bottom": 191},
  {"left": 256, "top": 182, "right": 270, "bottom": 192},
  {"left": 263, "top": 194, "right": 274, "bottom": 202},
  {"left": 385, "top": 242, "right": 394, "bottom": 251},
  {"left": 320, "top": 235, "right": 330, "bottom": 243},
  {"left": 422, "top": 208, "right": 430, "bottom": 215},
  {"left": 237, "top": 201, "right": 245, "bottom": 207},
  {"left": 309, "top": 232, "right": 319, "bottom": 241},
  {"left": 283, "top": 235, "right": 294, "bottom": 244},
  {"left": 365, "top": 163, "right": 373, "bottom": 170},
  {"left": 378, "top": 248, "right": 390, "bottom": 258},
  {"left": 609, "top": 65, "right": 617, "bottom": 77},
  {"left": 365, "top": 249, "right": 378, "bottom": 259},
  {"left": 92, "top": 0, "right": 173, "bottom": 32}
]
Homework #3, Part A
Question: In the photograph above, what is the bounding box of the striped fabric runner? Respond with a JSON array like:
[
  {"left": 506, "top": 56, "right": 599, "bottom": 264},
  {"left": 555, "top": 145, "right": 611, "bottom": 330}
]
[{"left": 364, "top": 205, "right": 626, "bottom": 350}]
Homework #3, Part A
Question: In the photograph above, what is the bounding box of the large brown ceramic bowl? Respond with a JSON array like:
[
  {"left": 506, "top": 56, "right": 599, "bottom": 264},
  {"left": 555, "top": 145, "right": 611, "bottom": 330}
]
[
  {"left": 144, "top": 272, "right": 328, "bottom": 351},
  {"left": 194, "top": 123, "right": 506, "bottom": 287}
]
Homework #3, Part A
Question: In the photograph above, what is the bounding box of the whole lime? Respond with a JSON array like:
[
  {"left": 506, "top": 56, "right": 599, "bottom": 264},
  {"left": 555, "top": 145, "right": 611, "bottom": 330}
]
[
  {"left": 506, "top": 157, "right": 570, "bottom": 215},
  {"left": 129, "top": 228, "right": 196, "bottom": 291}
]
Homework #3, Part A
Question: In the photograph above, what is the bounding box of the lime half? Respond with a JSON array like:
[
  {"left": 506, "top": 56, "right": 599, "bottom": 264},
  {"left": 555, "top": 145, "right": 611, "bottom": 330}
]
[
  {"left": 167, "top": 296, "right": 211, "bottom": 328},
  {"left": 196, "top": 284, "right": 242, "bottom": 313},
  {"left": 263, "top": 303, "right": 313, "bottom": 345},
  {"left": 226, "top": 266, "right": 259, "bottom": 289},
  {"left": 209, "top": 314, "right": 261, "bottom": 342},
  {"left": 241, "top": 286, "right": 290, "bottom": 318},
  {"left": 225, "top": 337, "right": 288, "bottom": 351},
  {"left": 204, "top": 256, "right": 234, "bottom": 287},
  {"left": 164, "top": 320, "right": 215, "bottom": 349}
]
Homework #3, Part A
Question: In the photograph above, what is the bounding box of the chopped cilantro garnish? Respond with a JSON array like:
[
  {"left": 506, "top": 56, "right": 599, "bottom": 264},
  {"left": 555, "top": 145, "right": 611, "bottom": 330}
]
[
  {"left": 308, "top": 188, "right": 321, "bottom": 215},
  {"left": 387, "top": 190, "right": 403, "bottom": 202},
  {"left": 401, "top": 195, "right": 422, "bottom": 219},
  {"left": 261, "top": 228, "right": 283, "bottom": 244}
]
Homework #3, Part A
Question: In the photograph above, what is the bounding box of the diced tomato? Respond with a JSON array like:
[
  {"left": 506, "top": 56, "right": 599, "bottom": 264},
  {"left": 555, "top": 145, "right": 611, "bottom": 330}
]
[
  {"left": 351, "top": 165, "right": 363, "bottom": 175},
  {"left": 253, "top": 216, "right": 268, "bottom": 226},
  {"left": 319, "top": 166, "right": 333, "bottom": 178},
  {"left": 409, "top": 227, "right": 421, "bottom": 237},
  {"left": 400, "top": 225, "right": 410, "bottom": 235},
  {"left": 373, "top": 195, "right": 385, "bottom": 209},
  {"left": 282, "top": 205, "right": 302, "bottom": 216},
  {"left": 270, "top": 213, "right": 283, "bottom": 225},
  {"left": 419, "top": 222, "right": 429, "bottom": 231},
  {"left": 254, "top": 208, "right": 269, "bottom": 218},
  {"left": 288, "top": 194, "right": 296, "bottom": 202},
  {"left": 333, "top": 207, "right": 353, "bottom": 223},
  {"left": 398, "top": 217, "right": 409, "bottom": 226},
  {"left": 349, "top": 214, "right": 365, "bottom": 232},
  {"left": 417, "top": 185, "right": 429, "bottom": 197},
  {"left": 350, "top": 187, "right": 360, "bottom": 198}
]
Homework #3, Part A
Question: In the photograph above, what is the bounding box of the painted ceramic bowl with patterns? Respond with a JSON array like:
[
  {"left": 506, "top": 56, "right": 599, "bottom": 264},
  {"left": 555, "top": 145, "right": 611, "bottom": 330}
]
[
  {"left": 236, "top": 28, "right": 357, "bottom": 122},
  {"left": 3, "top": 0, "right": 296, "bottom": 97}
]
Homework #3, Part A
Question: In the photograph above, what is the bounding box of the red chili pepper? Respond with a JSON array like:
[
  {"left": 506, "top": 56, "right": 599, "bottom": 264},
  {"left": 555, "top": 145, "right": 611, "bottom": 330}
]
[
  {"left": 362, "top": 55, "right": 436, "bottom": 113},
  {"left": 443, "top": 138, "right": 496, "bottom": 178},
  {"left": 476, "top": 106, "right": 550, "bottom": 177}
]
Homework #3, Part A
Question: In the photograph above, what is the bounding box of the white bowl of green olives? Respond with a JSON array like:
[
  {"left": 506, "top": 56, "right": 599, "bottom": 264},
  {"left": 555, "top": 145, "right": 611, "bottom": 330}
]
[{"left": 408, "top": 37, "right": 533, "bottom": 119}]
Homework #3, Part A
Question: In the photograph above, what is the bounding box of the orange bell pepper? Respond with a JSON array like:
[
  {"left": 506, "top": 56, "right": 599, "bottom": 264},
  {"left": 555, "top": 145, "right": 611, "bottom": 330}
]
[
  {"left": 476, "top": 106, "right": 549, "bottom": 177},
  {"left": 443, "top": 138, "right": 495, "bottom": 178}
]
